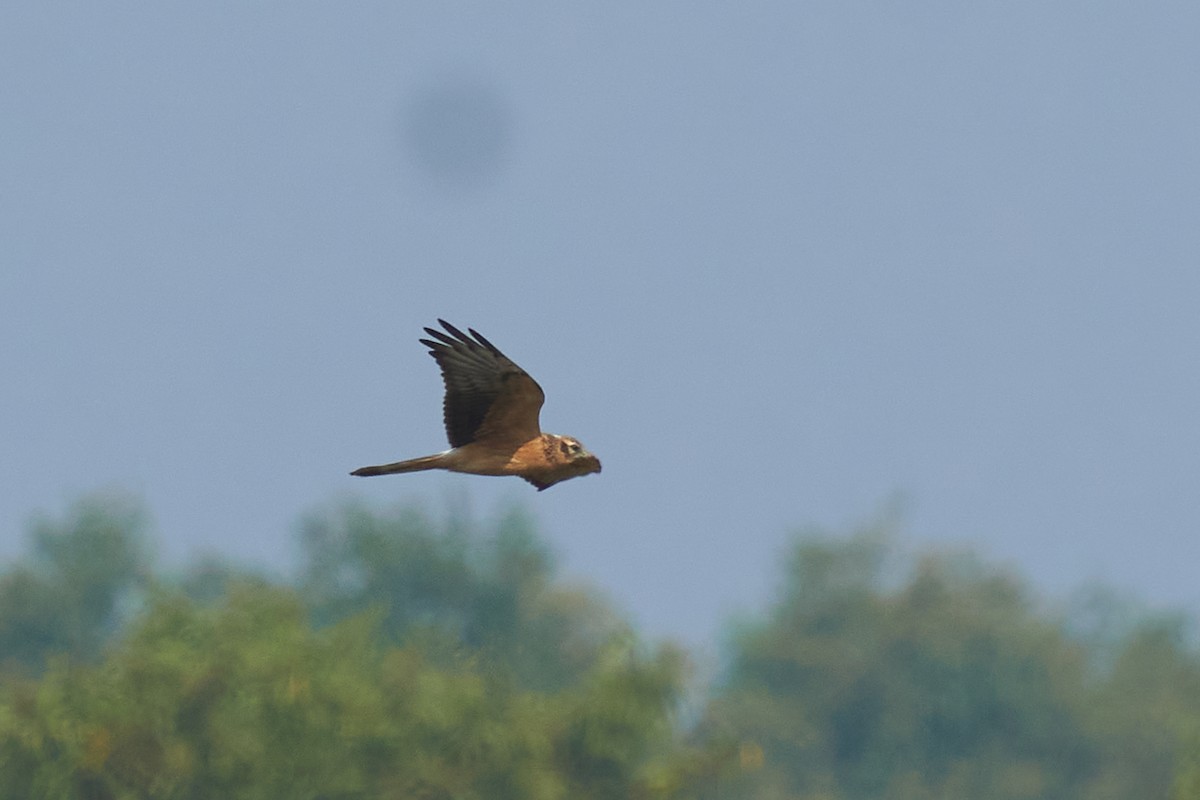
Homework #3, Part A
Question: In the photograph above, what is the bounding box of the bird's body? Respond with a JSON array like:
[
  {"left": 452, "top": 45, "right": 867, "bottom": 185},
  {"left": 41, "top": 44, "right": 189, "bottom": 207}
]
[{"left": 351, "top": 320, "right": 601, "bottom": 490}]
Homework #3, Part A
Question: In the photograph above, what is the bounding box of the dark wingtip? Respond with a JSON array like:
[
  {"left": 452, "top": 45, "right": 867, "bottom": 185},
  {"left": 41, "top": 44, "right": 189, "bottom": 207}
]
[
  {"left": 421, "top": 325, "right": 463, "bottom": 352},
  {"left": 437, "top": 319, "right": 471, "bottom": 343},
  {"left": 467, "top": 327, "right": 503, "bottom": 356},
  {"left": 423, "top": 320, "right": 504, "bottom": 358}
]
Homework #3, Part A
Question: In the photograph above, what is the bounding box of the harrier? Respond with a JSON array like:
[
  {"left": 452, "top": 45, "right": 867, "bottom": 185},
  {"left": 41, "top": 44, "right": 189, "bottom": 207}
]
[{"left": 351, "top": 320, "right": 601, "bottom": 490}]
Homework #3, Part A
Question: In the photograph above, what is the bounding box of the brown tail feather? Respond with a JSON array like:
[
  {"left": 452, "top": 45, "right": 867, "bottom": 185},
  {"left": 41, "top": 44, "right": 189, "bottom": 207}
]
[{"left": 350, "top": 453, "right": 446, "bottom": 477}]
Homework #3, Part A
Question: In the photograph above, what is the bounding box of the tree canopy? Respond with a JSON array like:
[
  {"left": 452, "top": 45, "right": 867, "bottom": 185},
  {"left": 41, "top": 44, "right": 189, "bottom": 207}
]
[
  {"left": 698, "top": 526, "right": 1200, "bottom": 799},
  {"left": 1, "top": 496, "right": 1198, "bottom": 798}
]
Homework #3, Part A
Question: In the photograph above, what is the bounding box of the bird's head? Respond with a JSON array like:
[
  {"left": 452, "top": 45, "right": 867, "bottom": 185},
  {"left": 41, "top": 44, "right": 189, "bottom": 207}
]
[{"left": 555, "top": 436, "right": 602, "bottom": 476}]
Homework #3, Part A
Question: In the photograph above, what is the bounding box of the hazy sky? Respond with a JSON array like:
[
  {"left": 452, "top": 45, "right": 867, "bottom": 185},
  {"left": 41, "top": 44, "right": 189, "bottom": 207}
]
[{"left": 3, "top": 3, "right": 1198, "bottom": 646}]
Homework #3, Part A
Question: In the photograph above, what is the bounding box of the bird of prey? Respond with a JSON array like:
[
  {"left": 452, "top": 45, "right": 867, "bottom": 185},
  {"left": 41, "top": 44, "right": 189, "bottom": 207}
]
[{"left": 351, "top": 320, "right": 602, "bottom": 490}]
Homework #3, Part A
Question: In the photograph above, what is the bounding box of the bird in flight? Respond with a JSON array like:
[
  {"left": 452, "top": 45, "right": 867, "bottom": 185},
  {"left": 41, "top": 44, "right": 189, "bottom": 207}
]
[{"left": 351, "top": 320, "right": 601, "bottom": 490}]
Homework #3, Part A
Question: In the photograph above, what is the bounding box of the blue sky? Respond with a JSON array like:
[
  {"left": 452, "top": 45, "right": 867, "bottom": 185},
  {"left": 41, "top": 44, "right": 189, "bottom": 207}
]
[{"left": 3, "top": 3, "right": 1198, "bottom": 646}]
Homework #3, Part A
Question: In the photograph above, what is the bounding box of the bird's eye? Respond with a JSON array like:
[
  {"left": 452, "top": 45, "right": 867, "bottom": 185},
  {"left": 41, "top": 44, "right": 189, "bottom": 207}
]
[{"left": 568, "top": 442, "right": 581, "bottom": 454}]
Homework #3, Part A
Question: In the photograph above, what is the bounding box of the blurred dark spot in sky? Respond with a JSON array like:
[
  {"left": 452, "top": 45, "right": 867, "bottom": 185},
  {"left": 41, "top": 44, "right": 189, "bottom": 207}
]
[{"left": 403, "top": 76, "right": 512, "bottom": 188}]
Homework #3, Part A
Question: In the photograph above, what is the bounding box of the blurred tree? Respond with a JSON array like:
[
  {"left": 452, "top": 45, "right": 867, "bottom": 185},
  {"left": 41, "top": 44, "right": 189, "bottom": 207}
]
[
  {"left": 0, "top": 582, "right": 693, "bottom": 800},
  {"left": 174, "top": 554, "right": 273, "bottom": 606},
  {"left": 297, "top": 502, "right": 624, "bottom": 691},
  {"left": 696, "top": 524, "right": 1200, "bottom": 800},
  {"left": 1175, "top": 726, "right": 1200, "bottom": 800},
  {"left": 0, "top": 495, "right": 151, "bottom": 672},
  {"left": 1085, "top": 614, "right": 1200, "bottom": 799},
  {"left": 7, "top": 493, "right": 1200, "bottom": 799}
]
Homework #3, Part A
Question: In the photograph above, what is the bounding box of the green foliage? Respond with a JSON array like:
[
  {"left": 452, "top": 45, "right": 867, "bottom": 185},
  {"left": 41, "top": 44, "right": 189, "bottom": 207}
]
[
  {"left": 1175, "top": 725, "right": 1200, "bottom": 800},
  {"left": 297, "top": 502, "right": 625, "bottom": 691},
  {"left": 0, "top": 495, "right": 151, "bottom": 672},
  {"left": 4, "top": 496, "right": 1200, "bottom": 799},
  {"left": 700, "top": 526, "right": 1200, "bottom": 800},
  {"left": 0, "top": 498, "right": 696, "bottom": 799},
  {"left": 1089, "top": 616, "right": 1200, "bottom": 800},
  {"left": 0, "top": 582, "right": 690, "bottom": 800}
]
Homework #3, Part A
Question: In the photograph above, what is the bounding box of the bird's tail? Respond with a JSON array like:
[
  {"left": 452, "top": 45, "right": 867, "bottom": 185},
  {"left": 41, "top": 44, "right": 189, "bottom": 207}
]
[{"left": 350, "top": 452, "right": 446, "bottom": 477}]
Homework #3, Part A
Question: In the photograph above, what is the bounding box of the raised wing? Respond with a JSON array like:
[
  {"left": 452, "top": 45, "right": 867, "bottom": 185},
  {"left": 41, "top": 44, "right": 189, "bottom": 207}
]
[{"left": 419, "top": 320, "right": 545, "bottom": 448}]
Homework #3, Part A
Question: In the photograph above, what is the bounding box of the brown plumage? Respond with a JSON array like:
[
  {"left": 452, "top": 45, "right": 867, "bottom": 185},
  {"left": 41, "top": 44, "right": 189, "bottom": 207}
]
[{"left": 351, "top": 320, "right": 601, "bottom": 490}]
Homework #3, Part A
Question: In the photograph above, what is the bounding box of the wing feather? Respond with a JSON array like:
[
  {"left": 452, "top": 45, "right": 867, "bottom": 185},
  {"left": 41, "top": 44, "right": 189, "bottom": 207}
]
[{"left": 420, "top": 320, "right": 544, "bottom": 448}]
